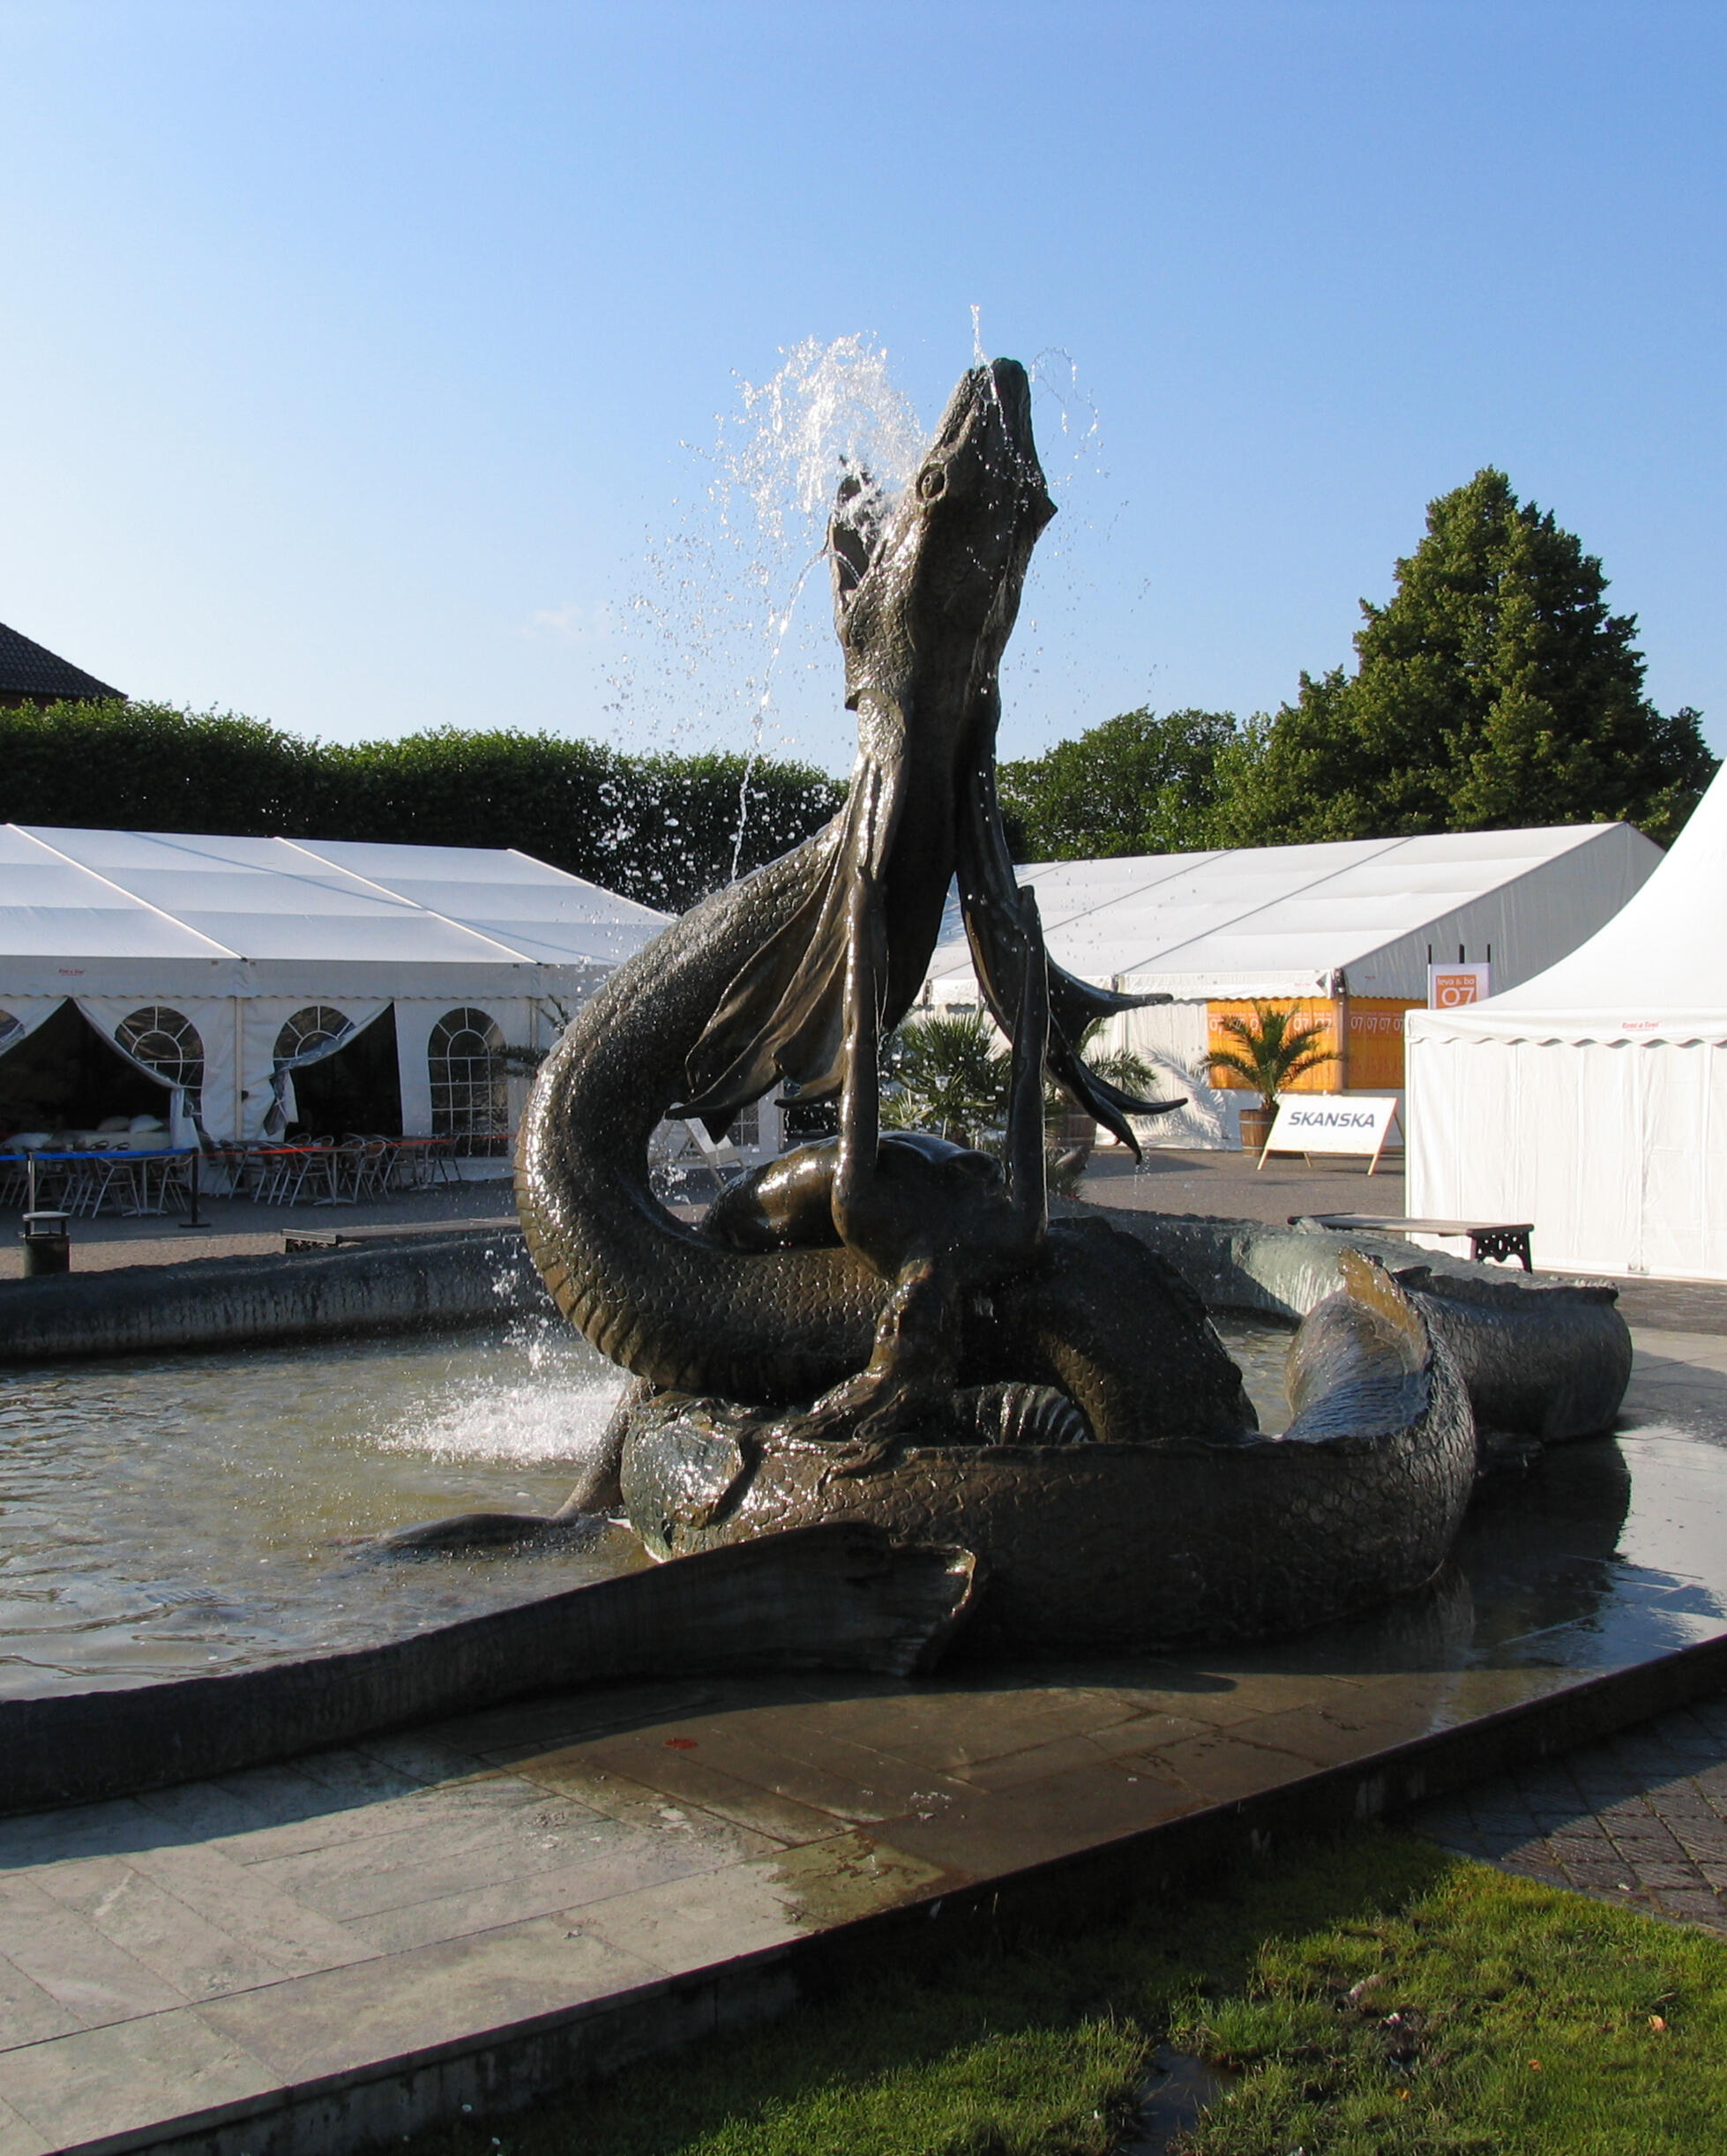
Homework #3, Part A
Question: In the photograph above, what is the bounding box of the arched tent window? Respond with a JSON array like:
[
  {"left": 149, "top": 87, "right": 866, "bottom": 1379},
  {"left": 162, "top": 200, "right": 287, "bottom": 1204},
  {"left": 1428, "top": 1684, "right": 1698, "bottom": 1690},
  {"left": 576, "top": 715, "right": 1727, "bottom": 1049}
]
[
  {"left": 110, "top": 1006, "right": 206, "bottom": 1142},
  {"left": 429, "top": 1008, "right": 507, "bottom": 1154},
  {"left": 116, "top": 1007, "right": 205, "bottom": 1090},
  {"left": 0, "top": 1011, "right": 20, "bottom": 1053},
  {"left": 273, "top": 1006, "right": 351, "bottom": 1063},
  {"left": 264, "top": 1006, "right": 358, "bottom": 1137}
]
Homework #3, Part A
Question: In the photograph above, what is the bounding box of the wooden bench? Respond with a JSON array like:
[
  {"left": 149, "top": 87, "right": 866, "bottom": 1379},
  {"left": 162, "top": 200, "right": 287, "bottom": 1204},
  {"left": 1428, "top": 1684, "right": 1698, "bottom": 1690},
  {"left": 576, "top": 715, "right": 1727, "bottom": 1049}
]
[{"left": 1292, "top": 1214, "right": 1535, "bottom": 1271}]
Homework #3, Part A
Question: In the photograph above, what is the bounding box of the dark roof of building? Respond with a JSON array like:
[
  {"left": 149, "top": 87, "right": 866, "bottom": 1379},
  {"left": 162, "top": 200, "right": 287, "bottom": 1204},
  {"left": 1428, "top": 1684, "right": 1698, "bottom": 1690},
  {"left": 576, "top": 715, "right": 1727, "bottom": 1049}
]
[{"left": 0, "top": 620, "right": 124, "bottom": 702}]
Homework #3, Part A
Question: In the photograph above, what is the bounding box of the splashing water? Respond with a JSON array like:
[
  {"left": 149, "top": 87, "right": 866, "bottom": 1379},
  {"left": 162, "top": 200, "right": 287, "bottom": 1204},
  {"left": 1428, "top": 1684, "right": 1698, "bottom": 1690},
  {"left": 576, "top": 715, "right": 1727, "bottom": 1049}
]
[
  {"left": 0, "top": 1321, "right": 639, "bottom": 1695},
  {"left": 1028, "top": 347, "right": 1104, "bottom": 472},
  {"left": 379, "top": 1317, "right": 623, "bottom": 1466},
  {"left": 727, "top": 334, "right": 924, "bottom": 534},
  {"left": 380, "top": 1369, "right": 623, "bottom": 1466},
  {"left": 608, "top": 335, "right": 926, "bottom": 836},
  {"left": 604, "top": 332, "right": 1127, "bottom": 839}
]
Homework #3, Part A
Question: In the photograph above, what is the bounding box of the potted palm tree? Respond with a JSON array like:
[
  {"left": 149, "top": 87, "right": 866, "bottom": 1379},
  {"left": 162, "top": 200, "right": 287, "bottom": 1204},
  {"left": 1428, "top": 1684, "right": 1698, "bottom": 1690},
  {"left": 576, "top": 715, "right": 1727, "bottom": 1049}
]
[
  {"left": 880, "top": 1011, "right": 1011, "bottom": 1149},
  {"left": 1206, "top": 1003, "right": 1336, "bottom": 1154}
]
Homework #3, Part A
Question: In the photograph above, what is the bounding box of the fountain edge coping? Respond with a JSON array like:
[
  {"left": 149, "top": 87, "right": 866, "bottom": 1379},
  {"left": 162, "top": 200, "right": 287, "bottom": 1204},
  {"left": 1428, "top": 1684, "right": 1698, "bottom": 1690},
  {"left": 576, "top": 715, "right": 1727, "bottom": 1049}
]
[
  {"left": 19, "top": 1623, "right": 1727, "bottom": 2156},
  {"left": 0, "top": 1208, "right": 1581, "bottom": 1364},
  {"left": 0, "top": 1229, "right": 556, "bottom": 1362}
]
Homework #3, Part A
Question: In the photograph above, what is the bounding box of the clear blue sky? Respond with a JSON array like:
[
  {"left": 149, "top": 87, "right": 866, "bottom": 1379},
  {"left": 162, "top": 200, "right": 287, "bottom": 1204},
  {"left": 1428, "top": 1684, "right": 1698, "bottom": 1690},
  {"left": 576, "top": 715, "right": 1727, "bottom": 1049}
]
[{"left": 3, "top": 0, "right": 1722, "bottom": 775}]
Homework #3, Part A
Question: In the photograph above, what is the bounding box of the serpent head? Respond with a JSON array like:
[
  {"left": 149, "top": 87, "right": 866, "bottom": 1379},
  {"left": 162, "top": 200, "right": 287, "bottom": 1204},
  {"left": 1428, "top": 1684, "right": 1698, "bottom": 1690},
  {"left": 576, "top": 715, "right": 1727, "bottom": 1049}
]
[{"left": 832, "top": 359, "right": 1055, "bottom": 733}]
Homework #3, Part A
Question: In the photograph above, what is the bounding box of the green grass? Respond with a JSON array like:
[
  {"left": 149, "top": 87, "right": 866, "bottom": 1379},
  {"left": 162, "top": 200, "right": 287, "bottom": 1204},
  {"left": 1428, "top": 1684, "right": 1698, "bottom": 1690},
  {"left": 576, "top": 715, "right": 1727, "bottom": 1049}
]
[
  {"left": 401, "top": 1829, "right": 1727, "bottom": 2156},
  {"left": 1167, "top": 1835, "right": 1727, "bottom": 2155}
]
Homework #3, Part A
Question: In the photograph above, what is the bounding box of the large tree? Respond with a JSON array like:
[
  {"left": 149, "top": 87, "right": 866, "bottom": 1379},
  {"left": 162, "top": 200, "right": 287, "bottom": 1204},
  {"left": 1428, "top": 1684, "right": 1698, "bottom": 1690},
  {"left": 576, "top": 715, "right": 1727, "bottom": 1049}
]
[
  {"left": 998, "top": 705, "right": 1240, "bottom": 861},
  {"left": 1222, "top": 469, "right": 1714, "bottom": 847}
]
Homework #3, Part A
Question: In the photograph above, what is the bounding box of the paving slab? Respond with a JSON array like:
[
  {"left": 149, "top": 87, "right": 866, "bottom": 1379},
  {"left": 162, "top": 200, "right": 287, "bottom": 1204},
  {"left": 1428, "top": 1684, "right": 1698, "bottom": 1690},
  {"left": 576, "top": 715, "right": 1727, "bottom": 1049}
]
[
  {"left": 1414, "top": 1688, "right": 1727, "bottom": 1932},
  {"left": 3, "top": 1321, "right": 1727, "bottom": 2155}
]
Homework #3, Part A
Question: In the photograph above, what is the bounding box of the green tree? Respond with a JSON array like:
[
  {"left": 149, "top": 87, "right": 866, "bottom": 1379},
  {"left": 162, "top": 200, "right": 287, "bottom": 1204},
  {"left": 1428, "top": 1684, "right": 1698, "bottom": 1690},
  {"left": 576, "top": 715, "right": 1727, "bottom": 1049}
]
[
  {"left": 998, "top": 706, "right": 1240, "bottom": 861},
  {"left": 1222, "top": 469, "right": 1715, "bottom": 847}
]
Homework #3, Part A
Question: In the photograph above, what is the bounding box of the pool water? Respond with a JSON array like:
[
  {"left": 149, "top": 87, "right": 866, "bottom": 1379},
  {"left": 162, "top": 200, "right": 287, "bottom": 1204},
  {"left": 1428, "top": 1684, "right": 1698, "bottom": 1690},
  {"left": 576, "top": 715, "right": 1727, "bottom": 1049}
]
[
  {"left": 0, "top": 1312, "right": 1296, "bottom": 1698},
  {"left": 0, "top": 1317, "right": 641, "bottom": 1696}
]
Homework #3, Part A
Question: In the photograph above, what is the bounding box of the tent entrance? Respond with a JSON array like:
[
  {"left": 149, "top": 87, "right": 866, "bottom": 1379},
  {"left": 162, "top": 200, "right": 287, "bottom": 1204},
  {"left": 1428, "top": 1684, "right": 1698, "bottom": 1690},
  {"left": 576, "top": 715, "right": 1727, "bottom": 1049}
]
[
  {"left": 0, "top": 1002, "right": 175, "bottom": 1138},
  {"left": 284, "top": 1005, "right": 403, "bottom": 1138}
]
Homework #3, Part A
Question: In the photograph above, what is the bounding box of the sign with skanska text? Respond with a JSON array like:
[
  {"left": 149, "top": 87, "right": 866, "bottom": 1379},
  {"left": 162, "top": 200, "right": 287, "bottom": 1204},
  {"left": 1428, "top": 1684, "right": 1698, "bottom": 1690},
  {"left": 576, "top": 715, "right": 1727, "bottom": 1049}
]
[{"left": 1261, "top": 1093, "right": 1402, "bottom": 1173}]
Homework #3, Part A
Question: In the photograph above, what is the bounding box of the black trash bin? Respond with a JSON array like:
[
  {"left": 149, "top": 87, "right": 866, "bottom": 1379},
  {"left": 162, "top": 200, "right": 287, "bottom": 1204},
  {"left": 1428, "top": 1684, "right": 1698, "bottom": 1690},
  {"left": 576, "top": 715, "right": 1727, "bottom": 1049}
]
[{"left": 20, "top": 1211, "right": 71, "bottom": 1277}]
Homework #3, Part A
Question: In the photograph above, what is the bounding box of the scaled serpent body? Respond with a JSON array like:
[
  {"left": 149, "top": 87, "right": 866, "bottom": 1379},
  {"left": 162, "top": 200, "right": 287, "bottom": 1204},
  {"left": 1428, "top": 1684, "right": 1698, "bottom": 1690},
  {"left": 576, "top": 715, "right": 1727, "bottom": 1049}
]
[
  {"left": 515, "top": 825, "right": 1252, "bottom": 1440},
  {"left": 518, "top": 833, "right": 881, "bottom": 1407}
]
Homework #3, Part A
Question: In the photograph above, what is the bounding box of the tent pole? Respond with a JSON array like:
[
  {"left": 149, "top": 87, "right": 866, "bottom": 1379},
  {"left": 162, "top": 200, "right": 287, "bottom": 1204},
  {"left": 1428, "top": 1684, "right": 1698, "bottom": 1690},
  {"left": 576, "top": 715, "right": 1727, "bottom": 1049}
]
[{"left": 177, "top": 1144, "right": 210, "bottom": 1232}]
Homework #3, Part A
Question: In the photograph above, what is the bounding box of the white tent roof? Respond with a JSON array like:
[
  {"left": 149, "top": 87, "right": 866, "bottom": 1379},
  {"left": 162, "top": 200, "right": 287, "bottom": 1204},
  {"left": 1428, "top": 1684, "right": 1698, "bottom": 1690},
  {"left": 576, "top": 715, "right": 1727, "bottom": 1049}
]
[
  {"left": 925, "top": 823, "right": 1660, "bottom": 1002},
  {"left": 0, "top": 827, "right": 669, "bottom": 997},
  {"left": 1408, "top": 769, "right": 1727, "bottom": 1048}
]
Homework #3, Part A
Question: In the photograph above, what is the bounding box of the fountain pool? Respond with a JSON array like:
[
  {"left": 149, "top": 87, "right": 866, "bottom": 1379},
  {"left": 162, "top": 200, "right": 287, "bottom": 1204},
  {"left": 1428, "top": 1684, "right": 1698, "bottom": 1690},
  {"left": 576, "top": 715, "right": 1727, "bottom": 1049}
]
[
  {"left": 0, "top": 1314, "right": 1298, "bottom": 1698},
  {"left": 0, "top": 1317, "right": 639, "bottom": 1697}
]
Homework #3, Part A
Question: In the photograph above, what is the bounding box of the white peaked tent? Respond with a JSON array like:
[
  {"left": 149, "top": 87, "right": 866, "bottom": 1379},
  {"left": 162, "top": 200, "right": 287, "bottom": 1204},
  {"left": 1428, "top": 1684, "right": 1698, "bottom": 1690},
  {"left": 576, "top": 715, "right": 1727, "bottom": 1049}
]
[
  {"left": 1407, "top": 769, "right": 1727, "bottom": 1279},
  {"left": 921, "top": 824, "right": 1662, "bottom": 1146},
  {"left": 0, "top": 827, "right": 669, "bottom": 1152}
]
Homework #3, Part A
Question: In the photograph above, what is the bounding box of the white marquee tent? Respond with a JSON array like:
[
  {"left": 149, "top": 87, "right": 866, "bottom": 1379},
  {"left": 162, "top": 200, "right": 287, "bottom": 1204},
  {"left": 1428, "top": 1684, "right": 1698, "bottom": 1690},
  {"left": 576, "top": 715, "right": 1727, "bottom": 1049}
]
[
  {"left": 1407, "top": 772, "right": 1727, "bottom": 1280},
  {"left": 923, "top": 824, "right": 1662, "bottom": 1145},
  {"left": 0, "top": 827, "right": 669, "bottom": 1153}
]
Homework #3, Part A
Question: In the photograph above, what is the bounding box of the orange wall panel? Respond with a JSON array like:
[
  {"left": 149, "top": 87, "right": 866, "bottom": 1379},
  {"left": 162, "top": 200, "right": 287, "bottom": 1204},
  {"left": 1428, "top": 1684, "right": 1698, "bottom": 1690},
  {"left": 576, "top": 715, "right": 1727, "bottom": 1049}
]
[
  {"left": 1206, "top": 999, "right": 1342, "bottom": 1094},
  {"left": 1344, "top": 997, "right": 1423, "bottom": 1090}
]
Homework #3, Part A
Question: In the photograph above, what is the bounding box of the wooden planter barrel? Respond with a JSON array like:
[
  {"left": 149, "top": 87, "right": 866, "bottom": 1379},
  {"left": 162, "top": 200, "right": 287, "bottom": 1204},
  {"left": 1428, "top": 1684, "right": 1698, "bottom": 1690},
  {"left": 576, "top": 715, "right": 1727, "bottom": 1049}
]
[{"left": 1237, "top": 1104, "right": 1275, "bottom": 1153}]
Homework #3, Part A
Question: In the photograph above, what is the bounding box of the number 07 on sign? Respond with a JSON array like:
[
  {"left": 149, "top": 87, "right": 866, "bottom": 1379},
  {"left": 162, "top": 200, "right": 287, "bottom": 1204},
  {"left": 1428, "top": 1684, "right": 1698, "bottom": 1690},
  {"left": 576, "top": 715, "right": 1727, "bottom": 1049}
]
[{"left": 1259, "top": 1094, "right": 1403, "bottom": 1174}]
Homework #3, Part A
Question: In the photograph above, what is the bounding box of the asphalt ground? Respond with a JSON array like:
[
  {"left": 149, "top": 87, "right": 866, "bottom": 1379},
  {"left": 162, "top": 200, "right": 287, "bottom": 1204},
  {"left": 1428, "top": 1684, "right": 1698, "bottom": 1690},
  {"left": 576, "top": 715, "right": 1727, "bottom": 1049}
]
[
  {"left": 0, "top": 1179, "right": 516, "bottom": 1279},
  {"left": 3, "top": 1143, "right": 1402, "bottom": 1278}
]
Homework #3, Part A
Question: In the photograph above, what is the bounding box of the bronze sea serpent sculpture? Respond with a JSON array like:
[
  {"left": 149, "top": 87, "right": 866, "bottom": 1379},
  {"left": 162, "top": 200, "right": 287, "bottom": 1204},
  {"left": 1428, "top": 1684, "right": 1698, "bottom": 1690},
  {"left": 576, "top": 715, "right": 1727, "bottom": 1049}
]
[{"left": 390, "top": 359, "right": 1482, "bottom": 1651}]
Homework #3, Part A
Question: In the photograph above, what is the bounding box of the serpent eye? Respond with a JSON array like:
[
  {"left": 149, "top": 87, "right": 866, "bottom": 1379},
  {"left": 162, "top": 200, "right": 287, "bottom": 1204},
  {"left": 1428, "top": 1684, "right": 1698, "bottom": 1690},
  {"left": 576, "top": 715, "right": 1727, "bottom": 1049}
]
[{"left": 917, "top": 465, "right": 947, "bottom": 502}]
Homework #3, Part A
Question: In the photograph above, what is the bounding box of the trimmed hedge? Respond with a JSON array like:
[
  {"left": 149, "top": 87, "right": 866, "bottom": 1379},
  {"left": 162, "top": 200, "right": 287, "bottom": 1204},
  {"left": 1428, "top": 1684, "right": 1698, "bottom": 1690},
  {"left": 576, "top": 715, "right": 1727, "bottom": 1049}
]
[{"left": 0, "top": 702, "right": 845, "bottom": 910}]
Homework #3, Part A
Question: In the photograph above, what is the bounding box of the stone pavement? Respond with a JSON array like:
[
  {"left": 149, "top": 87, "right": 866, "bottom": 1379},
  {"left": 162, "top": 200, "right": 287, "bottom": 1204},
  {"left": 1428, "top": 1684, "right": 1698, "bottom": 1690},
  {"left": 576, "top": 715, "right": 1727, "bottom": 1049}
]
[
  {"left": 0, "top": 1655, "right": 1544, "bottom": 2156},
  {"left": 1411, "top": 1690, "right": 1727, "bottom": 1932},
  {"left": 1409, "top": 1321, "right": 1727, "bottom": 1932},
  {"left": 8, "top": 1359, "right": 1727, "bottom": 2156}
]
